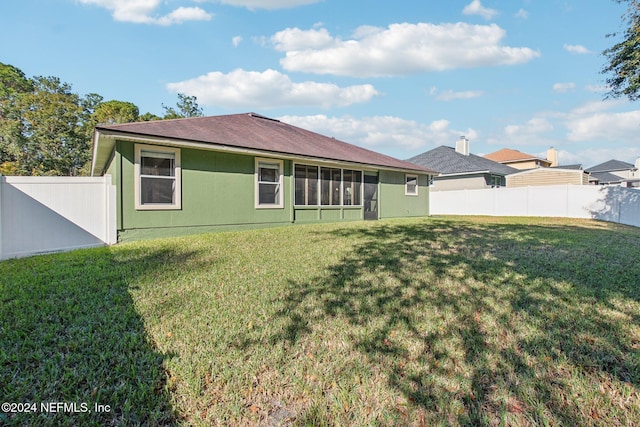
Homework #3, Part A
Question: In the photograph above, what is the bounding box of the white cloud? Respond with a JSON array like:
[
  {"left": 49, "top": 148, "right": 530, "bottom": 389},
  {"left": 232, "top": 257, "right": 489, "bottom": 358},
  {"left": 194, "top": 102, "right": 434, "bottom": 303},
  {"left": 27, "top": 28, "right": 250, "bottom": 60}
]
[
  {"left": 271, "top": 27, "right": 335, "bottom": 51},
  {"left": 462, "top": 0, "right": 498, "bottom": 20},
  {"left": 156, "top": 7, "right": 212, "bottom": 25},
  {"left": 553, "top": 82, "right": 576, "bottom": 93},
  {"left": 514, "top": 8, "right": 529, "bottom": 19},
  {"left": 434, "top": 89, "right": 484, "bottom": 101},
  {"left": 566, "top": 109, "right": 640, "bottom": 142},
  {"left": 277, "top": 115, "right": 478, "bottom": 154},
  {"left": 79, "top": 0, "right": 212, "bottom": 25},
  {"left": 563, "top": 44, "right": 592, "bottom": 54},
  {"left": 272, "top": 23, "right": 540, "bottom": 77},
  {"left": 232, "top": 36, "right": 243, "bottom": 47},
  {"left": 201, "top": 0, "right": 321, "bottom": 9},
  {"left": 486, "top": 101, "right": 640, "bottom": 166},
  {"left": 504, "top": 118, "right": 554, "bottom": 136},
  {"left": 486, "top": 116, "right": 557, "bottom": 147},
  {"left": 166, "top": 69, "right": 379, "bottom": 109}
]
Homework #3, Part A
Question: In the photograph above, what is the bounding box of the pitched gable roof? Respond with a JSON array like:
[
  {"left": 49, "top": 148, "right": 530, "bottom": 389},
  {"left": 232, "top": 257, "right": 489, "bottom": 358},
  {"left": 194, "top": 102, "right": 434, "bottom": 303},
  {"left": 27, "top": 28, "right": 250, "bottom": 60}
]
[
  {"left": 484, "top": 148, "right": 550, "bottom": 165},
  {"left": 589, "top": 171, "right": 625, "bottom": 184},
  {"left": 586, "top": 159, "right": 635, "bottom": 173},
  {"left": 91, "top": 113, "right": 436, "bottom": 176},
  {"left": 407, "top": 146, "right": 517, "bottom": 176}
]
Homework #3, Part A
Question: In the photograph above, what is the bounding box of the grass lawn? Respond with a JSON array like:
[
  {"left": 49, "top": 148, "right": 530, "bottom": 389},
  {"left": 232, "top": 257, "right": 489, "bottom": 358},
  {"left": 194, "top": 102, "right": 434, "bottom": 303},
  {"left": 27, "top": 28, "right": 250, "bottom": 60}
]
[{"left": 1, "top": 216, "right": 639, "bottom": 426}]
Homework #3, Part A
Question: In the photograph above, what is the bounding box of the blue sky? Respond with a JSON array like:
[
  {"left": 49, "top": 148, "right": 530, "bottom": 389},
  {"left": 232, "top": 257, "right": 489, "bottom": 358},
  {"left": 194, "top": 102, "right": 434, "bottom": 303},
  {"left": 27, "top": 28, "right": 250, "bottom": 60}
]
[{"left": 2, "top": 0, "right": 639, "bottom": 168}]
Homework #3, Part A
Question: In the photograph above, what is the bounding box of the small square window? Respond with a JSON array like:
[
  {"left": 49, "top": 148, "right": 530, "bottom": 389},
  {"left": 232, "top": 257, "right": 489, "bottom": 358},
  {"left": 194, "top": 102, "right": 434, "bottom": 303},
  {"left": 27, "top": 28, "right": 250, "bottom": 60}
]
[{"left": 405, "top": 174, "right": 418, "bottom": 196}]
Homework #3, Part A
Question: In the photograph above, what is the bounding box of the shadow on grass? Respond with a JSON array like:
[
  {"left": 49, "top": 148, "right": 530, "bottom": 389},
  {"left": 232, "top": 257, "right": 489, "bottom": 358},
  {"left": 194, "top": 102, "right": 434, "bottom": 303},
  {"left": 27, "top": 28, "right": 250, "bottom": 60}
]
[
  {"left": 261, "top": 219, "right": 640, "bottom": 425},
  {"left": 0, "top": 245, "right": 202, "bottom": 426}
]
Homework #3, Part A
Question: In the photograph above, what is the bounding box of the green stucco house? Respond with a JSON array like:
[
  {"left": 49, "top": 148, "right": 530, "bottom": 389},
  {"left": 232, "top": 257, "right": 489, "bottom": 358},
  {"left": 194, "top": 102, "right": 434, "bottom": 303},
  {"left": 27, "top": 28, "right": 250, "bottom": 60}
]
[{"left": 91, "top": 113, "right": 435, "bottom": 241}]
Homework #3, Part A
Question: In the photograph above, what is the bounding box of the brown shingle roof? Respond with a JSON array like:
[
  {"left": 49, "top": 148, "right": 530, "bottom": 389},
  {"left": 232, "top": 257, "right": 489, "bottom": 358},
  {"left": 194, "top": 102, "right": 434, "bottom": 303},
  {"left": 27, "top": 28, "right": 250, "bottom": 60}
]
[
  {"left": 484, "top": 148, "right": 550, "bottom": 165},
  {"left": 93, "top": 113, "right": 435, "bottom": 175}
]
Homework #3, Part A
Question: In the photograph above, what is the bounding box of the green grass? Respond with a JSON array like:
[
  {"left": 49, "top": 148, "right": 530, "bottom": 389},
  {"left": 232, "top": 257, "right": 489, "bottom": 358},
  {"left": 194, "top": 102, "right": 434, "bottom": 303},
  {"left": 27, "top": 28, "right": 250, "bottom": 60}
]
[{"left": 1, "top": 216, "right": 639, "bottom": 426}]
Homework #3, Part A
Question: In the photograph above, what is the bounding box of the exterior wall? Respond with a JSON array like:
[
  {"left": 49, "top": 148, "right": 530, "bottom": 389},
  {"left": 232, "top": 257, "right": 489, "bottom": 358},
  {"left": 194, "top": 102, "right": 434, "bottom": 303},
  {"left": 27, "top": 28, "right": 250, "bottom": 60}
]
[
  {"left": 110, "top": 141, "right": 430, "bottom": 240},
  {"left": 507, "top": 169, "right": 587, "bottom": 187},
  {"left": 379, "top": 170, "right": 429, "bottom": 218},
  {"left": 0, "top": 176, "right": 117, "bottom": 259},
  {"left": 293, "top": 207, "right": 363, "bottom": 222},
  {"left": 115, "top": 141, "right": 292, "bottom": 239},
  {"left": 432, "top": 174, "right": 491, "bottom": 191}
]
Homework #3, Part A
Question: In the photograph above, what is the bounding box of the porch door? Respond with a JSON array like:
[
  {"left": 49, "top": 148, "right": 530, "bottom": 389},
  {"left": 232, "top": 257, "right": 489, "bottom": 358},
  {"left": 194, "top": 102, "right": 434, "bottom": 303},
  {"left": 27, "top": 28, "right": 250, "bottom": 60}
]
[{"left": 363, "top": 174, "right": 378, "bottom": 220}]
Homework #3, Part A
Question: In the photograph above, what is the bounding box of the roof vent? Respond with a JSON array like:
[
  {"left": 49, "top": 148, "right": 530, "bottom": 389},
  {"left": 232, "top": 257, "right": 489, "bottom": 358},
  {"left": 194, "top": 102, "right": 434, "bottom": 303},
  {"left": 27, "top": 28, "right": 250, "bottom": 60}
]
[
  {"left": 455, "top": 136, "right": 469, "bottom": 156},
  {"left": 249, "top": 113, "right": 280, "bottom": 122}
]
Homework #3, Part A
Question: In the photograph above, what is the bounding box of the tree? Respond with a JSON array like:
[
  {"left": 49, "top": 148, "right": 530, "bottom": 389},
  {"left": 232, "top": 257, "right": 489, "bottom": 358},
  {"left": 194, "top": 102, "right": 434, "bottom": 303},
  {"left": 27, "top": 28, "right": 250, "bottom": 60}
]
[
  {"left": 18, "top": 76, "right": 89, "bottom": 176},
  {"left": 139, "top": 112, "right": 162, "bottom": 121},
  {"left": 0, "top": 62, "right": 33, "bottom": 173},
  {"left": 93, "top": 100, "right": 139, "bottom": 125},
  {"left": 162, "top": 93, "right": 203, "bottom": 119},
  {"left": 602, "top": 0, "right": 640, "bottom": 100}
]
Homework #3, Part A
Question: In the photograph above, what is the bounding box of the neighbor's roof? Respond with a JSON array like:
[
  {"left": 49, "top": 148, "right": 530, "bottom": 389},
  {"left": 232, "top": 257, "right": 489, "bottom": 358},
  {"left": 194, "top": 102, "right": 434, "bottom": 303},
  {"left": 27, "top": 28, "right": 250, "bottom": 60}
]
[
  {"left": 484, "top": 148, "right": 550, "bottom": 164},
  {"left": 407, "top": 146, "right": 517, "bottom": 176},
  {"left": 91, "top": 113, "right": 436, "bottom": 176},
  {"left": 586, "top": 159, "right": 635, "bottom": 173},
  {"left": 589, "top": 171, "right": 625, "bottom": 184}
]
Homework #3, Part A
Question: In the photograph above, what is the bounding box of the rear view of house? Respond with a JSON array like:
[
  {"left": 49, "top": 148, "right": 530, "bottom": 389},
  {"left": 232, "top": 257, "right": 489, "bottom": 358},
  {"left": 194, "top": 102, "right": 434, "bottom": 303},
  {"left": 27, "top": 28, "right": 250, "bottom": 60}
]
[{"left": 91, "top": 113, "right": 435, "bottom": 241}]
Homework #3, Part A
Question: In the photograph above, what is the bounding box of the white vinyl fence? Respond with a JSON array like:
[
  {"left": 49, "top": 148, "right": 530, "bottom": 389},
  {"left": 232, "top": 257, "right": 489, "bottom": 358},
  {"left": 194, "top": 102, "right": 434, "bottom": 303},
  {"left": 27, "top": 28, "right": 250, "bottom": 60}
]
[
  {"left": 430, "top": 184, "right": 640, "bottom": 228},
  {"left": 0, "top": 176, "right": 116, "bottom": 260}
]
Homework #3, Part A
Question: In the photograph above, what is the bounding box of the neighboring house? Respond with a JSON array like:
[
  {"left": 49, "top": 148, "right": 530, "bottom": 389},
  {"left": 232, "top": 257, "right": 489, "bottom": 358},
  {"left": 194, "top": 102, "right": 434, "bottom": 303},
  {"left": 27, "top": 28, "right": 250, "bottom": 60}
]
[
  {"left": 587, "top": 159, "right": 640, "bottom": 187},
  {"left": 506, "top": 164, "right": 589, "bottom": 187},
  {"left": 91, "top": 113, "right": 436, "bottom": 241},
  {"left": 484, "top": 147, "right": 557, "bottom": 170},
  {"left": 407, "top": 137, "right": 516, "bottom": 191}
]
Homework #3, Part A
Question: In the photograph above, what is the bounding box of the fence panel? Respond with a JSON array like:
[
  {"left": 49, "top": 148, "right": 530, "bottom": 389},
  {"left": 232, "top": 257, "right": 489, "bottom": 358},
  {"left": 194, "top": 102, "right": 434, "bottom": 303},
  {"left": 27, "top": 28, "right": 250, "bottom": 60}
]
[
  {"left": 431, "top": 185, "right": 640, "bottom": 228},
  {"left": 0, "top": 176, "right": 116, "bottom": 260}
]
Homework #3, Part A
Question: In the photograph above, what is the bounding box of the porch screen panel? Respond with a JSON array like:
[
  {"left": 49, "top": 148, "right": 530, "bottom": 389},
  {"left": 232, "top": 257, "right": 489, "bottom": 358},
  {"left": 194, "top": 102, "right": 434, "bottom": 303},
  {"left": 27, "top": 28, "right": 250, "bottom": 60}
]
[
  {"left": 343, "top": 170, "right": 362, "bottom": 205},
  {"left": 295, "top": 164, "right": 319, "bottom": 205},
  {"left": 321, "top": 167, "right": 342, "bottom": 206}
]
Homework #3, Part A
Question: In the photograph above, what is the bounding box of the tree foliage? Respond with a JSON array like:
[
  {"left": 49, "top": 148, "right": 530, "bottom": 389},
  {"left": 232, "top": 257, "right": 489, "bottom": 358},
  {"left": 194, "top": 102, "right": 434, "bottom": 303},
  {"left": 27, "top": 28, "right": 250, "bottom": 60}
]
[
  {"left": 602, "top": 0, "right": 640, "bottom": 100},
  {"left": 18, "top": 76, "right": 90, "bottom": 176},
  {"left": 93, "top": 100, "right": 140, "bottom": 125},
  {"left": 162, "top": 93, "right": 203, "bottom": 119},
  {"left": 0, "top": 62, "right": 33, "bottom": 173},
  {"left": 0, "top": 62, "right": 205, "bottom": 176}
]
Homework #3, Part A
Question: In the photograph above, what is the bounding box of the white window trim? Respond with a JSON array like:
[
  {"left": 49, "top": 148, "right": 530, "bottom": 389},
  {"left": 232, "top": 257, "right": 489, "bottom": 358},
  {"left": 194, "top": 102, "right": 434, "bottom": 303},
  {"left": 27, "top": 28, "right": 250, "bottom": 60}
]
[
  {"left": 255, "top": 157, "right": 284, "bottom": 209},
  {"left": 134, "top": 144, "right": 181, "bottom": 210},
  {"left": 405, "top": 174, "right": 419, "bottom": 196}
]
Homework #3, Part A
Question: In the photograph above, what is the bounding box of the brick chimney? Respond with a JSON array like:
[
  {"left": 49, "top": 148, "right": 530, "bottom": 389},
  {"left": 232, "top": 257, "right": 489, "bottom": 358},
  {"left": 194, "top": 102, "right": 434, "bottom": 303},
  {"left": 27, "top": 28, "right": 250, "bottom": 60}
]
[
  {"left": 455, "top": 136, "right": 469, "bottom": 156},
  {"left": 547, "top": 147, "right": 558, "bottom": 167}
]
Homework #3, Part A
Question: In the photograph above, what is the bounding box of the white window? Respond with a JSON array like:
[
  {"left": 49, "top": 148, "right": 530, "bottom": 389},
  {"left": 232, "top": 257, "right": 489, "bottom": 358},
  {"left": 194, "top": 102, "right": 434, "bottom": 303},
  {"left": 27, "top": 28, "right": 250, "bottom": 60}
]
[
  {"left": 256, "top": 158, "right": 284, "bottom": 208},
  {"left": 405, "top": 174, "right": 418, "bottom": 196},
  {"left": 135, "top": 144, "right": 181, "bottom": 210}
]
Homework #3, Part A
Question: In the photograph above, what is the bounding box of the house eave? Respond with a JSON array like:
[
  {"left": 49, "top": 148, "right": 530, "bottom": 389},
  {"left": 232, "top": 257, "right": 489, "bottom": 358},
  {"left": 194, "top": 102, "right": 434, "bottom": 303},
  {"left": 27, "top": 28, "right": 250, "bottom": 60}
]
[{"left": 91, "top": 129, "right": 435, "bottom": 176}]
